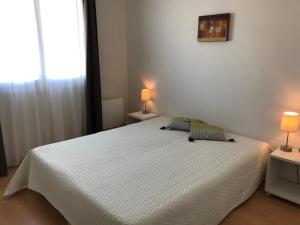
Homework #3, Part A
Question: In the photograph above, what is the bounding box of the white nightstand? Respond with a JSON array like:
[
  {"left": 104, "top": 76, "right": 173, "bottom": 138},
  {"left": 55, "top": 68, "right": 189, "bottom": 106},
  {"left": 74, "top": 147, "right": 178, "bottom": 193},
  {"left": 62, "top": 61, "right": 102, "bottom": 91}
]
[
  {"left": 127, "top": 111, "right": 159, "bottom": 124},
  {"left": 265, "top": 148, "right": 300, "bottom": 205}
]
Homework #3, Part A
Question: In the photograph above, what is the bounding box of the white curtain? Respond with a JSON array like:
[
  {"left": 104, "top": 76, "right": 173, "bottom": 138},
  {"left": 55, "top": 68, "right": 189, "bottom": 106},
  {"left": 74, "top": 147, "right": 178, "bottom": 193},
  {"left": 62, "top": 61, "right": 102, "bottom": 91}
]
[{"left": 0, "top": 0, "right": 86, "bottom": 166}]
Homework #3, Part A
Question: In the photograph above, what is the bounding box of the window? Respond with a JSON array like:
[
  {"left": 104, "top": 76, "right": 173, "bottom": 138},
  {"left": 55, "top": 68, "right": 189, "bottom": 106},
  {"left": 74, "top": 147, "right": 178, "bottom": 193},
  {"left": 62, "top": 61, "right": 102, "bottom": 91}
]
[
  {"left": 0, "top": 0, "right": 85, "bottom": 83},
  {"left": 0, "top": 0, "right": 41, "bottom": 83}
]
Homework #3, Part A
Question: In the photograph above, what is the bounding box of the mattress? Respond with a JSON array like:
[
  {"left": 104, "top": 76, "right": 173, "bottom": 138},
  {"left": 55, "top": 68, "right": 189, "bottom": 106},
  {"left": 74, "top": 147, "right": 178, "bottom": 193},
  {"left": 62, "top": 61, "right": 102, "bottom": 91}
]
[{"left": 4, "top": 116, "right": 271, "bottom": 225}]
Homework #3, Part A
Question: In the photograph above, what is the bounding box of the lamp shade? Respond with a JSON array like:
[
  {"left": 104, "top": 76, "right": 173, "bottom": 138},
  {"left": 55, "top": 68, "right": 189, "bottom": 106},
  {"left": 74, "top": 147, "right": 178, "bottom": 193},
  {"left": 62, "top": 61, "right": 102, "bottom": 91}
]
[
  {"left": 141, "top": 89, "right": 151, "bottom": 101},
  {"left": 280, "top": 112, "right": 299, "bottom": 132}
]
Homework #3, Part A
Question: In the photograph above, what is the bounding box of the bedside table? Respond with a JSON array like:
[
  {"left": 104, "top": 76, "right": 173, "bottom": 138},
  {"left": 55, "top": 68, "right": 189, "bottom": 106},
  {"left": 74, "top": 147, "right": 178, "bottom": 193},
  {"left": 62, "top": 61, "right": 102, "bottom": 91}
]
[
  {"left": 127, "top": 111, "right": 159, "bottom": 124},
  {"left": 265, "top": 148, "right": 300, "bottom": 205}
]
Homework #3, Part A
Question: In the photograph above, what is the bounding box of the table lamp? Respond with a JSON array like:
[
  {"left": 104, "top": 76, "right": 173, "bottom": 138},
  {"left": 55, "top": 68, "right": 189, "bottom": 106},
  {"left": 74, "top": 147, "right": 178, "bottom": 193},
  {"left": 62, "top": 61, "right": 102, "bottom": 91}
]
[
  {"left": 280, "top": 111, "right": 299, "bottom": 152},
  {"left": 141, "top": 89, "right": 151, "bottom": 114}
]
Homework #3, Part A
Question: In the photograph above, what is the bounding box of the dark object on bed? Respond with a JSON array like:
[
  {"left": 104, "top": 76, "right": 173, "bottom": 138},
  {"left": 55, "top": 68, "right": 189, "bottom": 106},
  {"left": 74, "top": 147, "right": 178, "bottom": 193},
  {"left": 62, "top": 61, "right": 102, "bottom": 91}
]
[
  {"left": 189, "top": 137, "right": 236, "bottom": 143},
  {"left": 189, "top": 137, "right": 195, "bottom": 142}
]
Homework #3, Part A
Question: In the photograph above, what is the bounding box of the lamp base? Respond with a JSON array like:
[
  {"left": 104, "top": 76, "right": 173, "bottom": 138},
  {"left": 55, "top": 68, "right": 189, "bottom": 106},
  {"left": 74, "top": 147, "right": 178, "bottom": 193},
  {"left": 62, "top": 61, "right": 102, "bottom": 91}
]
[
  {"left": 142, "top": 110, "right": 149, "bottom": 114},
  {"left": 280, "top": 145, "right": 293, "bottom": 152}
]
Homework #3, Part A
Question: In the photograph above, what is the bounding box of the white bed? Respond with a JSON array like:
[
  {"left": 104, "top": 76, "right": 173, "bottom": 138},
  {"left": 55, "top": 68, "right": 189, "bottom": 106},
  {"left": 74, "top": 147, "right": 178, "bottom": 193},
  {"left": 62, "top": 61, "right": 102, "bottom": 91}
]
[{"left": 4, "top": 116, "right": 271, "bottom": 225}]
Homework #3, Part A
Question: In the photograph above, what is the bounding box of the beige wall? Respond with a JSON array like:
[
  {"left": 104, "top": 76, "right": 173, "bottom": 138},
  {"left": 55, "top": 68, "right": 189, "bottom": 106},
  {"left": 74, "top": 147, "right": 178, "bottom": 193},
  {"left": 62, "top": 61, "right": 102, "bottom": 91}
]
[
  {"left": 127, "top": 0, "right": 300, "bottom": 147},
  {"left": 96, "top": 0, "right": 128, "bottom": 111}
]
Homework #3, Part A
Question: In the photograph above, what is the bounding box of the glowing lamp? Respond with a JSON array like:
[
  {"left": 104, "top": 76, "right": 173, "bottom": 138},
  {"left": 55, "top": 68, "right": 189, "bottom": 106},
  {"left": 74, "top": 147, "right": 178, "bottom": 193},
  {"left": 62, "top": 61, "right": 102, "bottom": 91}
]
[
  {"left": 280, "top": 112, "right": 299, "bottom": 152},
  {"left": 141, "top": 89, "right": 151, "bottom": 114}
]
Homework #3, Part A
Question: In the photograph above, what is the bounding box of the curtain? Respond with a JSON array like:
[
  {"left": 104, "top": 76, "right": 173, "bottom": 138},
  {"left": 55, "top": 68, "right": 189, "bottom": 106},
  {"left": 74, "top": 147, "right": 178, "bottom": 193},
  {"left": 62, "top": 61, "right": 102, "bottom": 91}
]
[
  {"left": 84, "top": 0, "right": 103, "bottom": 134},
  {"left": 0, "top": 81, "right": 86, "bottom": 166},
  {"left": 0, "top": 0, "right": 86, "bottom": 166},
  {"left": 0, "top": 124, "right": 7, "bottom": 177}
]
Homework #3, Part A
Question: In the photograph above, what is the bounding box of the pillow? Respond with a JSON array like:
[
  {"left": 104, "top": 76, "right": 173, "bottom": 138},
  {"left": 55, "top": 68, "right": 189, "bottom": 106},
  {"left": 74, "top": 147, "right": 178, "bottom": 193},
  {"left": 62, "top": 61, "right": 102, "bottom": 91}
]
[
  {"left": 166, "top": 117, "right": 191, "bottom": 132},
  {"left": 166, "top": 117, "right": 204, "bottom": 132},
  {"left": 189, "top": 120, "right": 226, "bottom": 141}
]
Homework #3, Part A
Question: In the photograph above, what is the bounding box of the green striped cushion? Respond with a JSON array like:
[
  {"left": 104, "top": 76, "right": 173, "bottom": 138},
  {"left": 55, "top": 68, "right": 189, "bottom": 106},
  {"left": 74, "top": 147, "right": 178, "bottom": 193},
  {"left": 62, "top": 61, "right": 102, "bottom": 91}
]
[
  {"left": 189, "top": 121, "right": 225, "bottom": 141},
  {"left": 167, "top": 117, "right": 204, "bottom": 132}
]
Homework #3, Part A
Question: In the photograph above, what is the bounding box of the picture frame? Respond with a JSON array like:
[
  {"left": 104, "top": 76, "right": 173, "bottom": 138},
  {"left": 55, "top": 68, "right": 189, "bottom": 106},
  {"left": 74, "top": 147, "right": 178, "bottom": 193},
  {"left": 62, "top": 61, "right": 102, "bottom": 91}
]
[{"left": 197, "top": 13, "right": 231, "bottom": 42}]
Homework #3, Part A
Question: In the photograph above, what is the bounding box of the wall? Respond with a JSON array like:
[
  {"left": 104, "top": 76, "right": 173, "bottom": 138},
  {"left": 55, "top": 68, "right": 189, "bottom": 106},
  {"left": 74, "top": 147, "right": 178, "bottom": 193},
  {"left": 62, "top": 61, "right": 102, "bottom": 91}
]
[
  {"left": 96, "top": 0, "right": 128, "bottom": 112},
  {"left": 127, "top": 0, "right": 300, "bottom": 147}
]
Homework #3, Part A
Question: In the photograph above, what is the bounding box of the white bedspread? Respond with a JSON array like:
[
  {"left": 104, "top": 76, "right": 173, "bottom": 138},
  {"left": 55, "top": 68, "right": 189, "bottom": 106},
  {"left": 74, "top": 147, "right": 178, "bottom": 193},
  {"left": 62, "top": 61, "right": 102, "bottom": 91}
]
[{"left": 4, "top": 116, "right": 271, "bottom": 225}]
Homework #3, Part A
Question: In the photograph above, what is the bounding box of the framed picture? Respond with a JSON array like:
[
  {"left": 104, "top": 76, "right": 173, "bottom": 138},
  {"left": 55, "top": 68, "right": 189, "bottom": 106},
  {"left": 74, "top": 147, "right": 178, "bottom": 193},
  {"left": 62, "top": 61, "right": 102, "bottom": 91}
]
[{"left": 197, "top": 13, "right": 231, "bottom": 42}]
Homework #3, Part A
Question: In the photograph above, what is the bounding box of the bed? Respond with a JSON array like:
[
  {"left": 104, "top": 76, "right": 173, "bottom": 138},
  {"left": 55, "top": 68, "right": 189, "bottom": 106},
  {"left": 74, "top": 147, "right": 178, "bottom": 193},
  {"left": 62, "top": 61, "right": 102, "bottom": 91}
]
[{"left": 4, "top": 116, "right": 271, "bottom": 225}]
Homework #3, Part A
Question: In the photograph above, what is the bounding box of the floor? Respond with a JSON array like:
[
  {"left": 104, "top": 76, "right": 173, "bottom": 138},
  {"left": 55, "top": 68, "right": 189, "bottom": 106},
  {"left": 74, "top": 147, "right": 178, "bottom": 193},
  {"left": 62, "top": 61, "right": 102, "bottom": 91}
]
[{"left": 0, "top": 168, "right": 300, "bottom": 225}]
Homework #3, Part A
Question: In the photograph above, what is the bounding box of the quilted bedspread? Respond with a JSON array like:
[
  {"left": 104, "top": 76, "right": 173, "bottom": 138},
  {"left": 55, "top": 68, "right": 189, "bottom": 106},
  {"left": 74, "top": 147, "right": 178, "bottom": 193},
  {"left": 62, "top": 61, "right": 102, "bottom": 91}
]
[{"left": 4, "top": 116, "right": 271, "bottom": 225}]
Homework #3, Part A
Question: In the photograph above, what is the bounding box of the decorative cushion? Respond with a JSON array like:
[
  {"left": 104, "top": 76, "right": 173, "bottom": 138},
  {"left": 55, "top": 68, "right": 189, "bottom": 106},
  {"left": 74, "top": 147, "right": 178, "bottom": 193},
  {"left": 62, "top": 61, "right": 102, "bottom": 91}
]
[
  {"left": 166, "top": 117, "right": 204, "bottom": 132},
  {"left": 166, "top": 117, "right": 191, "bottom": 132},
  {"left": 189, "top": 120, "right": 226, "bottom": 141}
]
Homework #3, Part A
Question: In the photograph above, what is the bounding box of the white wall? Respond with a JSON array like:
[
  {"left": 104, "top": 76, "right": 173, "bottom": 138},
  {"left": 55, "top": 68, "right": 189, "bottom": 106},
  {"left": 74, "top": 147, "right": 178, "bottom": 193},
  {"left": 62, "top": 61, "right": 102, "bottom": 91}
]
[
  {"left": 127, "top": 0, "right": 300, "bottom": 147},
  {"left": 96, "top": 0, "right": 128, "bottom": 111}
]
